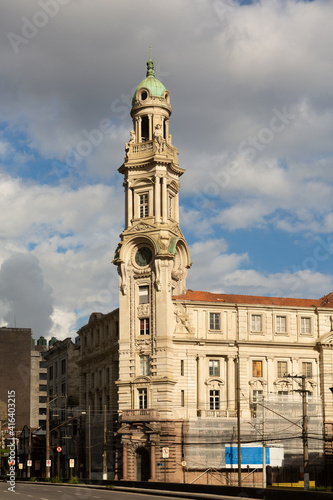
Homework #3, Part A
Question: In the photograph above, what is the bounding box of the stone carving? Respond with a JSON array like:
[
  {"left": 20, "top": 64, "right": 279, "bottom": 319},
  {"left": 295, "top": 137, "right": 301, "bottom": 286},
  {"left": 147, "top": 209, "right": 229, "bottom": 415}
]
[
  {"left": 174, "top": 305, "right": 195, "bottom": 335},
  {"left": 124, "top": 130, "right": 136, "bottom": 159},
  {"left": 153, "top": 123, "right": 163, "bottom": 153},
  {"left": 154, "top": 259, "right": 161, "bottom": 291},
  {"left": 137, "top": 304, "right": 150, "bottom": 317},
  {"left": 132, "top": 222, "right": 153, "bottom": 232},
  {"left": 330, "top": 315, "right": 333, "bottom": 331},
  {"left": 117, "top": 262, "right": 127, "bottom": 295}
]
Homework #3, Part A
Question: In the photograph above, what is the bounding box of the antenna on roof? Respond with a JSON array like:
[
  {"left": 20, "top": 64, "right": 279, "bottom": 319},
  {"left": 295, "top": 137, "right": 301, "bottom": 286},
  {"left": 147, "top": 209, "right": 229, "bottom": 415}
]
[{"left": 149, "top": 44, "right": 152, "bottom": 60}]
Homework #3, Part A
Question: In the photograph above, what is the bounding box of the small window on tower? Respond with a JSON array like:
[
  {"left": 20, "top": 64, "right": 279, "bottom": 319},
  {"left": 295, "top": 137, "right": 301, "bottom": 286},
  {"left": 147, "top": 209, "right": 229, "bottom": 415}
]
[
  {"left": 139, "top": 194, "right": 148, "bottom": 218},
  {"left": 141, "top": 116, "right": 149, "bottom": 142},
  {"left": 141, "top": 90, "right": 148, "bottom": 101},
  {"left": 169, "top": 195, "right": 173, "bottom": 218},
  {"left": 139, "top": 285, "right": 149, "bottom": 304}
]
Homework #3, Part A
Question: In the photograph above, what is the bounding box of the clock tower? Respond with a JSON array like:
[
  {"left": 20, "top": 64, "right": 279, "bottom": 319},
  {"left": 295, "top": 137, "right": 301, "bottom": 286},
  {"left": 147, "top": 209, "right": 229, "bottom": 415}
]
[{"left": 113, "top": 57, "right": 191, "bottom": 480}]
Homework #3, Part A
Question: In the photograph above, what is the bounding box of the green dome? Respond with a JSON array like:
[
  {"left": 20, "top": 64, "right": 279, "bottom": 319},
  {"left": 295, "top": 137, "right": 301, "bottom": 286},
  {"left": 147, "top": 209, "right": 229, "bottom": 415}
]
[{"left": 132, "top": 58, "right": 166, "bottom": 103}]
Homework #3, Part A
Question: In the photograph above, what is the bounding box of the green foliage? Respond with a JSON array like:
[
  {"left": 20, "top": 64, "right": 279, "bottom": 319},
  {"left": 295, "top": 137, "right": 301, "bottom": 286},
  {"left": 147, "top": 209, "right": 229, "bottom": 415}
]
[
  {"left": 68, "top": 476, "right": 79, "bottom": 484},
  {"left": 29, "top": 477, "right": 37, "bottom": 482},
  {"left": 50, "top": 476, "right": 62, "bottom": 483},
  {"left": 106, "top": 485, "right": 115, "bottom": 489}
]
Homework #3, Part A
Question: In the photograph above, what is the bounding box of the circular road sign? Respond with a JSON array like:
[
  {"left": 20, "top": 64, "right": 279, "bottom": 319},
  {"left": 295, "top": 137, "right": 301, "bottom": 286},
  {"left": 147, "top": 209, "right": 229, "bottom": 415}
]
[{"left": 56, "top": 446, "right": 62, "bottom": 453}]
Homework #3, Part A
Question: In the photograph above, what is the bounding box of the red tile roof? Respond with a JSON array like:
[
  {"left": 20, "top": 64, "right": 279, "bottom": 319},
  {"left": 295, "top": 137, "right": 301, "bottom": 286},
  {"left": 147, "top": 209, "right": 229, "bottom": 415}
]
[{"left": 172, "top": 290, "right": 333, "bottom": 308}]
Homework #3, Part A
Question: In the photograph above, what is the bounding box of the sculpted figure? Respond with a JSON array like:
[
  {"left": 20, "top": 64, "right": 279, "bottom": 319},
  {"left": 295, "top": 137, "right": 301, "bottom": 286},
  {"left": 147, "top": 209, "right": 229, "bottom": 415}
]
[
  {"left": 125, "top": 130, "right": 136, "bottom": 158},
  {"left": 153, "top": 123, "right": 163, "bottom": 153}
]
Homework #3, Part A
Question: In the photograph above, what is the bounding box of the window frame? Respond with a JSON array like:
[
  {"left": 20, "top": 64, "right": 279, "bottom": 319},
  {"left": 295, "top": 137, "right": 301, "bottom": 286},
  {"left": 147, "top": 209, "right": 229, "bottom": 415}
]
[
  {"left": 209, "top": 312, "right": 221, "bottom": 331},
  {"left": 251, "top": 314, "right": 263, "bottom": 332},
  {"left": 277, "top": 360, "right": 288, "bottom": 378},
  {"left": 302, "top": 361, "right": 312, "bottom": 378},
  {"left": 140, "top": 318, "right": 150, "bottom": 336},
  {"left": 139, "top": 355, "right": 150, "bottom": 376},
  {"left": 209, "top": 390, "right": 220, "bottom": 410},
  {"left": 138, "top": 388, "right": 148, "bottom": 409},
  {"left": 209, "top": 359, "right": 220, "bottom": 377},
  {"left": 276, "top": 315, "right": 287, "bottom": 334},
  {"left": 139, "top": 285, "right": 149, "bottom": 304},
  {"left": 139, "top": 193, "right": 149, "bottom": 218},
  {"left": 300, "top": 317, "right": 311, "bottom": 335},
  {"left": 252, "top": 360, "right": 263, "bottom": 378}
]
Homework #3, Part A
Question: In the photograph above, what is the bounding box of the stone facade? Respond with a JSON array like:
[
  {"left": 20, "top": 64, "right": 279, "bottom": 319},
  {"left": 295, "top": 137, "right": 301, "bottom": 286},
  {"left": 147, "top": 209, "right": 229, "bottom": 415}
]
[
  {"left": 30, "top": 344, "right": 48, "bottom": 429},
  {"left": 76, "top": 59, "right": 333, "bottom": 483}
]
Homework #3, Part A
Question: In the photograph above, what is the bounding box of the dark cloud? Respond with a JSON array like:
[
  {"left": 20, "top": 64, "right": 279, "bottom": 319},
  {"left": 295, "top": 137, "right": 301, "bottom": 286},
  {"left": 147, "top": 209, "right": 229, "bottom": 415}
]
[{"left": 0, "top": 253, "right": 53, "bottom": 338}]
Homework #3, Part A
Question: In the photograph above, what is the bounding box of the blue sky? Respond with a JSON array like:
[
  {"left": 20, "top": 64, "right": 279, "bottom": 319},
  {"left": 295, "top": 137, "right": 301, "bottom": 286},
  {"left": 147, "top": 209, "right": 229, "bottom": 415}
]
[{"left": 1, "top": 0, "right": 333, "bottom": 339}]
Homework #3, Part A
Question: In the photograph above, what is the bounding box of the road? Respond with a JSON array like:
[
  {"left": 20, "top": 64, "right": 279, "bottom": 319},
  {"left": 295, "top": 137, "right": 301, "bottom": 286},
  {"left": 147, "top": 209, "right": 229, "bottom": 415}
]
[{"left": 0, "top": 482, "right": 252, "bottom": 500}]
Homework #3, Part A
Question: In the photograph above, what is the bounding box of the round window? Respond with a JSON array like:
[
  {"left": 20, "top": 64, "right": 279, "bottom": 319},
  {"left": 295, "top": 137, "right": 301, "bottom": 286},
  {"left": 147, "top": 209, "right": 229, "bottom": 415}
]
[
  {"left": 141, "top": 90, "right": 148, "bottom": 101},
  {"left": 135, "top": 247, "right": 153, "bottom": 267}
]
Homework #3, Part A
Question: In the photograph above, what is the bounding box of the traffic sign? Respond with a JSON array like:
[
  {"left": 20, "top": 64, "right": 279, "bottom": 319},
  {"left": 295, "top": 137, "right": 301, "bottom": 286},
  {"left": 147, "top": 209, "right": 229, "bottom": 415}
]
[
  {"left": 162, "top": 447, "right": 169, "bottom": 458},
  {"left": 46, "top": 460, "right": 51, "bottom": 467},
  {"left": 27, "top": 460, "right": 32, "bottom": 467},
  {"left": 69, "top": 459, "right": 75, "bottom": 468},
  {"left": 56, "top": 446, "right": 62, "bottom": 453}
]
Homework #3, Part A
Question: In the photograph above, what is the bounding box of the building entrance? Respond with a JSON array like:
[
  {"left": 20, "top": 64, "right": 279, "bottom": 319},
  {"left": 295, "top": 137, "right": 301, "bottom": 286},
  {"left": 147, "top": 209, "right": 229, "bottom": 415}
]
[{"left": 136, "top": 447, "right": 150, "bottom": 481}]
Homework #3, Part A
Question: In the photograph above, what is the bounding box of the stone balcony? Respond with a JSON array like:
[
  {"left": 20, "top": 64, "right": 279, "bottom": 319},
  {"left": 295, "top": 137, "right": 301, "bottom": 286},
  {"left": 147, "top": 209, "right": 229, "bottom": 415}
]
[
  {"left": 126, "top": 140, "right": 178, "bottom": 164},
  {"left": 121, "top": 409, "right": 160, "bottom": 422},
  {"left": 197, "top": 409, "right": 237, "bottom": 418}
]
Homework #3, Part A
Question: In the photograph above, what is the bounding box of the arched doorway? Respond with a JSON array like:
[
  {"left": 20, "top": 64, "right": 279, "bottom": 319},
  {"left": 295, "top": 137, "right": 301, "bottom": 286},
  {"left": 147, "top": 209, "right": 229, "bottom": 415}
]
[{"left": 136, "top": 447, "right": 150, "bottom": 481}]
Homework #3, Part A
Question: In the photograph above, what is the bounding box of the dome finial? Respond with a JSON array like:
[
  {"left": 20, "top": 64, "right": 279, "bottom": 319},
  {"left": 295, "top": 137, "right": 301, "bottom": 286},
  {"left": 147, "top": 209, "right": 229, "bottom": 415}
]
[{"left": 146, "top": 44, "right": 155, "bottom": 77}]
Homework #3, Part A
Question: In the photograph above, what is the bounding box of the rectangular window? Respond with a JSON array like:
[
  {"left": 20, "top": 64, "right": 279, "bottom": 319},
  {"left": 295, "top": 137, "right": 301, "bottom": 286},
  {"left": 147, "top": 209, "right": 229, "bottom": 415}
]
[
  {"left": 61, "top": 382, "right": 66, "bottom": 395},
  {"left": 139, "top": 285, "right": 149, "bottom": 304},
  {"left": 181, "top": 390, "right": 185, "bottom": 407},
  {"left": 252, "top": 360, "right": 263, "bottom": 378},
  {"left": 49, "top": 366, "right": 53, "bottom": 380},
  {"left": 209, "top": 312, "right": 220, "bottom": 330},
  {"left": 139, "top": 355, "right": 150, "bottom": 376},
  {"left": 106, "top": 367, "right": 110, "bottom": 384},
  {"left": 301, "top": 317, "right": 311, "bottom": 334},
  {"left": 55, "top": 361, "right": 58, "bottom": 377},
  {"left": 39, "top": 408, "right": 47, "bottom": 415},
  {"left": 251, "top": 315, "right": 262, "bottom": 332},
  {"left": 180, "top": 360, "right": 184, "bottom": 376},
  {"left": 253, "top": 390, "right": 263, "bottom": 401},
  {"left": 39, "top": 361, "right": 47, "bottom": 368},
  {"left": 140, "top": 318, "right": 150, "bottom": 336},
  {"left": 39, "top": 396, "right": 47, "bottom": 404},
  {"left": 138, "top": 388, "right": 147, "bottom": 409},
  {"left": 39, "top": 384, "right": 47, "bottom": 391},
  {"left": 278, "top": 391, "right": 288, "bottom": 398},
  {"left": 39, "top": 372, "right": 47, "bottom": 380},
  {"left": 209, "top": 390, "right": 220, "bottom": 410},
  {"left": 61, "top": 359, "right": 66, "bottom": 374},
  {"left": 209, "top": 360, "right": 220, "bottom": 377},
  {"left": 139, "top": 193, "right": 148, "bottom": 218},
  {"left": 276, "top": 316, "right": 287, "bottom": 333},
  {"left": 99, "top": 371, "right": 102, "bottom": 385},
  {"left": 91, "top": 373, "right": 94, "bottom": 389},
  {"left": 277, "top": 361, "right": 288, "bottom": 378},
  {"left": 302, "top": 362, "right": 312, "bottom": 378}
]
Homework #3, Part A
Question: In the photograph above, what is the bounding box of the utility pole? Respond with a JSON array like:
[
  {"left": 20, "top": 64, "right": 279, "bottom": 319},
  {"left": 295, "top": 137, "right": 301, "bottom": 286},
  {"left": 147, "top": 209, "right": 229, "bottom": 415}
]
[
  {"left": 287, "top": 374, "right": 309, "bottom": 490},
  {"left": 46, "top": 396, "right": 50, "bottom": 479},
  {"left": 103, "top": 405, "right": 107, "bottom": 480},
  {"left": 27, "top": 427, "right": 32, "bottom": 479},
  {"left": 88, "top": 406, "right": 91, "bottom": 480},
  {"left": 236, "top": 349, "right": 241, "bottom": 487},
  {"left": 262, "top": 395, "right": 266, "bottom": 488}
]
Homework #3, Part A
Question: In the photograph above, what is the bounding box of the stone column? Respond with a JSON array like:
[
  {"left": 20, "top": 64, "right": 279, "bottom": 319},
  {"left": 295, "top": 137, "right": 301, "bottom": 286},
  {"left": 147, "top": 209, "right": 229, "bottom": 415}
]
[
  {"left": 148, "top": 114, "right": 153, "bottom": 141},
  {"left": 122, "top": 442, "right": 128, "bottom": 480},
  {"left": 197, "top": 355, "right": 205, "bottom": 412},
  {"left": 138, "top": 117, "right": 142, "bottom": 143},
  {"left": 150, "top": 442, "right": 156, "bottom": 481},
  {"left": 165, "top": 119, "right": 169, "bottom": 143},
  {"left": 155, "top": 176, "right": 161, "bottom": 223},
  {"left": 267, "top": 357, "right": 274, "bottom": 394},
  {"left": 126, "top": 183, "right": 133, "bottom": 227},
  {"left": 175, "top": 192, "right": 179, "bottom": 223},
  {"left": 148, "top": 189, "right": 154, "bottom": 217},
  {"left": 162, "top": 176, "right": 167, "bottom": 223}
]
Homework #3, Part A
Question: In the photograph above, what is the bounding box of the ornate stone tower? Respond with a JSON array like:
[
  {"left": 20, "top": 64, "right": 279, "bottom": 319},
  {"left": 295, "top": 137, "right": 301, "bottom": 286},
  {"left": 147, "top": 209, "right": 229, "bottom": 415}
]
[{"left": 112, "top": 57, "right": 191, "bottom": 480}]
